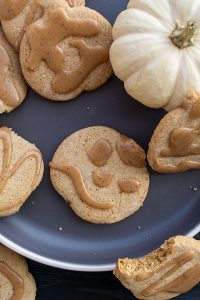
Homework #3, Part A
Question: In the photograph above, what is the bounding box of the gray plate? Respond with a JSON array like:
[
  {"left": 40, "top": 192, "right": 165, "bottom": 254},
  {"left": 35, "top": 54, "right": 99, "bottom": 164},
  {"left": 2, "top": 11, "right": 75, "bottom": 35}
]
[{"left": 0, "top": 0, "right": 200, "bottom": 271}]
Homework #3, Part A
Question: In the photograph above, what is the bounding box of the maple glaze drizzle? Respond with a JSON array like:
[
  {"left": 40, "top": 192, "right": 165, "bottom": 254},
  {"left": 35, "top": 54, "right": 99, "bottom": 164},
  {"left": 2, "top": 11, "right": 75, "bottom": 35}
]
[
  {"left": 88, "top": 139, "right": 112, "bottom": 167},
  {"left": 135, "top": 251, "right": 197, "bottom": 297},
  {"left": 0, "top": 44, "right": 19, "bottom": 107},
  {"left": 161, "top": 125, "right": 200, "bottom": 158},
  {"left": 92, "top": 169, "right": 113, "bottom": 187},
  {"left": 118, "top": 178, "right": 140, "bottom": 193},
  {"left": 0, "top": 128, "right": 42, "bottom": 193},
  {"left": 0, "top": 0, "right": 27, "bottom": 21},
  {"left": 0, "top": 262, "right": 24, "bottom": 300},
  {"left": 50, "top": 162, "right": 113, "bottom": 209},
  {"left": 116, "top": 135, "right": 146, "bottom": 168},
  {"left": 189, "top": 101, "right": 200, "bottom": 119},
  {"left": 26, "top": 8, "right": 109, "bottom": 94}
]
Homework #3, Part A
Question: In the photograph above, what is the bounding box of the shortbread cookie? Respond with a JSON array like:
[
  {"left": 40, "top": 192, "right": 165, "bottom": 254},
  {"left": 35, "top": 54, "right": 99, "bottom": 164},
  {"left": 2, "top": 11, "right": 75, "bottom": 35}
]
[
  {"left": 20, "top": 0, "right": 113, "bottom": 101},
  {"left": 0, "top": 27, "right": 27, "bottom": 113},
  {"left": 50, "top": 126, "right": 149, "bottom": 224},
  {"left": 148, "top": 93, "right": 200, "bottom": 173},
  {"left": 0, "top": 0, "right": 85, "bottom": 51},
  {"left": 0, "top": 127, "right": 44, "bottom": 217},
  {"left": 0, "top": 244, "right": 36, "bottom": 300},
  {"left": 114, "top": 236, "right": 200, "bottom": 300}
]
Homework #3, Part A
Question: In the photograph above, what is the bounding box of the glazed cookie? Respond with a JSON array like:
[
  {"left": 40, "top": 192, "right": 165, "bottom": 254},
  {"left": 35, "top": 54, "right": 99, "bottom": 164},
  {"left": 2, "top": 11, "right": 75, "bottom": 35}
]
[
  {"left": 0, "top": 127, "right": 44, "bottom": 217},
  {"left": 0, "top": 244, "right": 36, "bottom": 299},
  {"left": 50, "top": 126, "right": 149, "bottom": 224},
  {"left": 114, "top": 236, "right": 200, "bottom": 300},
  {"left": 148, "top": 93, "right": 200, "bottom": 173},
  {"left": 19, "top": 0, "right": 113, "bottom": 101},
  {"left": 0, "top": 27, "right": 27, "bottom": 113},
  {"left": 0, "top": 0, "right": 85, "bottom": 51}
]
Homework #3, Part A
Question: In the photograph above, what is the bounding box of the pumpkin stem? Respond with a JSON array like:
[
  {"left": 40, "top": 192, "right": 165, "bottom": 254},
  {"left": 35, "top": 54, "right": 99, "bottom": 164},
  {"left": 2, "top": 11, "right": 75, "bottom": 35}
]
[{"left": 170, "top": 21, "right": 197, "bottom": 49}]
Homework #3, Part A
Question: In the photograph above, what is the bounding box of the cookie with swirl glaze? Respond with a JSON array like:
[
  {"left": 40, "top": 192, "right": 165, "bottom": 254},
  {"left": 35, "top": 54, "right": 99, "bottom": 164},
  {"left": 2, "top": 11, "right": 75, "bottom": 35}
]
[
  {"left": 0, "top": 0, "right": 85, "bottom": 51},
  {"left": 114, "top": 235, "right": 200, "bottom": 300},
  {"left": 0, "top": 127, "right": 44, "bottom": 217},
  {"left": 0, "top": 27, "right": 27, "bottom": 113},
  {"left": 0, "top": 244, "right": 36, "bottom": 300},
  {"left": 148, "top": 93, "right": 200, "bottom": 173},
  {"left": 50, "top": 126, "right": 149, "bottom": 224},
  {"left": 19, "top": 0, "right": 113, "bottom": 101}
]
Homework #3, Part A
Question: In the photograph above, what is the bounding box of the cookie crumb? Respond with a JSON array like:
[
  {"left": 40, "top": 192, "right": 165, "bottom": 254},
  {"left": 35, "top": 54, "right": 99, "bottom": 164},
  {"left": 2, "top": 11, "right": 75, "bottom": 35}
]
[
  {"left": 190, "top": 186, "right": 198, "bottom": 192},
  {"left": 58, "top": 227, "right": 63, "bottom": 231},
  {"left": 137, "top": 226, "right": 141, "bottom": 230},
  {"left": 86, "top": 106, "right": 91, "bottom": 111}
]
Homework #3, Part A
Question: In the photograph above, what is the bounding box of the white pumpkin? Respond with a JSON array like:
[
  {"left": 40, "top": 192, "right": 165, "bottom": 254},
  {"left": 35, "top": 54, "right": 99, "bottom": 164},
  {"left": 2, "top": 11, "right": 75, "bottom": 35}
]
[{"left": 110, "top": 0, "right": 200, "bottom": 111}]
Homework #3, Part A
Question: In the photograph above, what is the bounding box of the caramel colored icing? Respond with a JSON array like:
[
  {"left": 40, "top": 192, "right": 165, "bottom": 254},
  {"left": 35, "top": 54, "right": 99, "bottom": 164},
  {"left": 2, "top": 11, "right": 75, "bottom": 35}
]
[
  {"left": 92, "top": 169, "right": 113, "bottom": 187},
  {"left": 26, "top": 8, "right": 109, "bottom": 94},
  {"left": 25, "top": 1, "right": 41, "bottom": 30},
  {"left": 0, "top": 0, "right": 27, "bottom": 21},
  {"left": 189, "top": 101, "right": 200, "bottom": 119},
  {"left": 0, "top": 44, "right": 19, "bottom": 107},
  {"left": 88, "top": 139, "right": 112, "bottom": 167},
  {"left": 136, "top": 251, "right": 197, "bottom": 297},
  {"left": 50, "top": 162, "right": 113, "bottom": 209},
  {"left": 118, "top": 178, "right": 140, "bottom": 193},
  {"left": 0, "top": 127, "right": 42, "bottom": 193},
  {"left": 161, "top": 125, "right": 200, "bottom": 157},
  {"left": 0, "top": 262, "right": 24, "bottom": 300},
  {"left": 116, "top": 135, "right": 146, "bottom": 168},
  {"left": 154, "top": 159, "right": 200, "bottom": 173}
]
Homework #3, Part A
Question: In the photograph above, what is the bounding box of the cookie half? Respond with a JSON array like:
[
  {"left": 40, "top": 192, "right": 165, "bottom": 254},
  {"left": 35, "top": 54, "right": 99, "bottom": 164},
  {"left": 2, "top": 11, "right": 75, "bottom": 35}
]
[
  {"left": 0, "top": 244, "right": 36, "bottom": 300},
  {"left": 114, "top": 236, "right": 200, "bottom": 300},
  {"left": 20, "top": 0, "right": 113, "bottom": 101},
  {"left": 50, "top": 126, "right": 149, "bottom": 224},
  {"left": 0, "top": 127, "right": 44, "bottom": 217},
  {"left": 148, "top": 93, "right": 200, "bottom": 173},
  {"left": 0, "top": 0, "right": 85, "bottom": 51},
  {"left": 0, "top": 27, "right": 27, "bottom": 113}
]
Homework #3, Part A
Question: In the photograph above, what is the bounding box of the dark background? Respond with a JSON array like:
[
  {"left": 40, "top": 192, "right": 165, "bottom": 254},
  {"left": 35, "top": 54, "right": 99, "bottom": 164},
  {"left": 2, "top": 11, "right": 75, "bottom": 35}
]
[{"left": 28, "top": 234, "right": 200, "bottom": 300}]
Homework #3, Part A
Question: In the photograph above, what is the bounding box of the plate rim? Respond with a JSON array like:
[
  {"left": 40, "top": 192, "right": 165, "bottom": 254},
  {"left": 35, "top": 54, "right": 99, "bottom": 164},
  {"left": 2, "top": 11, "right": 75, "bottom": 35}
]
[{"left": 0, "top": 223, "right": 199, "bottom": 272}]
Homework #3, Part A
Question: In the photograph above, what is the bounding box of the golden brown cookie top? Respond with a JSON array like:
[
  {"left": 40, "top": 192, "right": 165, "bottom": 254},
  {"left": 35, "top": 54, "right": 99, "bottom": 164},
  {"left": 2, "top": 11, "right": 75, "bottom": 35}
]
[
  {"left": 0, "top": 27, "right": 27, "bottom": 113},
  {"left": 20, "top": 2, "right": 112, "bottom": 101},
  {"left": 26, "top": 7, "right": 109, "bottom": 95},
  {"left": 0, "top": 127, "right": 44, "bottom": 217},
  {"left": 50, "top": 126, "right": 149, "bottom": 224},
  {"left": 0, "top": 245, "right": 36, "bottom": 300}
]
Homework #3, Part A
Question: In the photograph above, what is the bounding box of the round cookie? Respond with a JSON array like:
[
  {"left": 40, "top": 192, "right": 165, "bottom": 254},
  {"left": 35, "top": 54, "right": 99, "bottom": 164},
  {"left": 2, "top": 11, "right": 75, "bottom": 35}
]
[
  {"left": 0, "top": 244, "right": 36, "bottom": 300},
  {"left": 20, "top": 0, "right": 113, "bottom": 101},
  {"left": 0, "top": 127, "right": 44, "bottom": 217},
  {"left": 114, "top": 236, "right": 200, "bottom": 300},
  {"left": 0, "top": 27, "right": 27, "bottom": 113},
  {"left": 0, "top": 0, "right": 85, "bottom": 51},
  {"left": 50, "top": 126, "right": 149, "bottom": 224},
  {"left": 148, "top": 93, "right": 200, "bottom": 173}
]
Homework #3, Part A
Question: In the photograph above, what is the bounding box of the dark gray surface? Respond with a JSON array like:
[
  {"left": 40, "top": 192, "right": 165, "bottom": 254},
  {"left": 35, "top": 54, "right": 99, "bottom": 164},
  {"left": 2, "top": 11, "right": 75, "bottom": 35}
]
[{"left": 0, "top": 0, "right": 200, "bottom": 269}]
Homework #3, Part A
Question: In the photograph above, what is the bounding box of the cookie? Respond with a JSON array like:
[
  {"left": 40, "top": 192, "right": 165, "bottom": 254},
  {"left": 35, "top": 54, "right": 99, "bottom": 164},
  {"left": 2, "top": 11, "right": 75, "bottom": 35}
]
[
  {"left": 0, "top": 0, "right": 85, "bottom": 51},
  {"left": 148, "top": 93, "right": 200, "bottom": 173},
  {"left": 19, "top": 0, "right": 113, "bottom": 101},
  {"left": 0, "top": 127, "right": 44, "bottom": 217},
  {"left": 49, "top": 126, "right": 149, "bottom": 224},
  {"left": 0, "top": 27, "right": 27, "bottom": 113},
  {"left": 0, "top": 244, "right": 36, "bottom": 299},
  {"left": 114, "top": 236, "right": 200, "bottom": 300}
]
